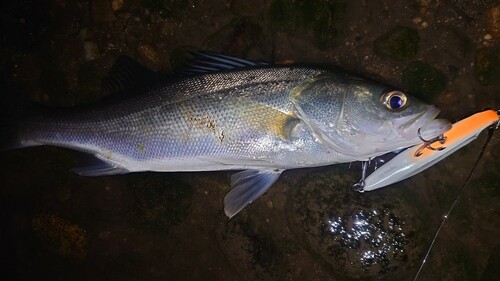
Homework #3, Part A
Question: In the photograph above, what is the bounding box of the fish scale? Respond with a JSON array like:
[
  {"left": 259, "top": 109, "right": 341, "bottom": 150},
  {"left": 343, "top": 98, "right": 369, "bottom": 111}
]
[
  {"left": 21, "top": 67, "right": 330, "bottom": 168},
  {"left": 4, "top": 53, "right": 450, "bottom": 217}
]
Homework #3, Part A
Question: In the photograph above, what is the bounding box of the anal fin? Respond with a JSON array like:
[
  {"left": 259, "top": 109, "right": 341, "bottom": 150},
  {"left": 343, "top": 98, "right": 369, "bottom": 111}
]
[
  {"left": 72, "top": 156, "right": 129, "bottom": 176},
  {"left": 224, "top": 169, "right": 283, "bottom": 218}
]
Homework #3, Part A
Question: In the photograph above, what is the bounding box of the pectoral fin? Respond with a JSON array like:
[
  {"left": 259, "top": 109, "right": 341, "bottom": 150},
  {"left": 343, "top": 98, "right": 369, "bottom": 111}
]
[{"left": 224, "top": 169, "right": 283, "bottom": 218}]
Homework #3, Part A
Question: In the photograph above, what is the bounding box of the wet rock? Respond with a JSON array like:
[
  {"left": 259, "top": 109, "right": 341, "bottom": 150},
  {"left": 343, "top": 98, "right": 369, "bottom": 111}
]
[
  {"left": 475, "top": 169, "right": 500, "bottom": 198},
  {"left": 130, "top": 174, "right": 193, "bottom": 233},
  {"left": 79, "top": 28, "right": 92, "bottom": 41},
  {"left": 272, "top": 192, "right": 287, "bottom": 211},
  {"left": 481, "top": 244, "right": 500, "bottom": 281},
  {"left": 83, "top": 41, "right": 100, "bottom": 61},
  {"left": 139, "top": 0, "right": 188, "bottom": 18},
  {"left": 487, "top": 6, "right": 500, "bottom": 39},
  {"left": 375, "top": 26, "right": 419, "bottom": 61},
  {"left": 160, "top": 21, "right": 175, "bottom": 36},
  {"left": 230, "top": 0, "right": 267, "bottom": 16},
  {"left": 218, "top": 215, "right": 286, "bottom": 280},
  {"left": 474, "top": 48, "right": 500, "bottom": 87},
  {"left": 91, "top": 0, "right": 114, "bottom": 23},
  {"left": 205, "top": 17, "right": 266, "bottom": 57},
  {"left": 268, "top": 0, "right": 345, "bottom": 49},
  {"left": 420, "top": 26, "right": 471, "bottom": 74},
  {"left": 32, "top": 213, "right": 87, "bottom": 259},
  {"left": 433, "top": 27, "right": 471, "bottom": 60},
  {"left": 402, "top": 61, "right": 447, "bottom": 101},
  {"left": 288, "top": 167, "right": 422, "bottom": 280}
]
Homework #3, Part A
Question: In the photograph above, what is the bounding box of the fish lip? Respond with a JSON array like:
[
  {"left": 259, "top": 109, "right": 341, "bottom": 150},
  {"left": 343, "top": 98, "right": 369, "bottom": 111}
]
[{"left": 395, "top": 107, "right": 450, "bottom": 139}]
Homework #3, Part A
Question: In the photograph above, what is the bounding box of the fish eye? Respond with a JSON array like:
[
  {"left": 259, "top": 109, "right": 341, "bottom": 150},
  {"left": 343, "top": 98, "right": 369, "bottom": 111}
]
[{"left": 381, "top": 90, "right": 407, "bottom": 111}]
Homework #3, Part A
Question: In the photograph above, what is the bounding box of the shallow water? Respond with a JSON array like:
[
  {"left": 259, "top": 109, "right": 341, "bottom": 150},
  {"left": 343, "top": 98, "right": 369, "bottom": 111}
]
[{"left": 1, "top": 0, "right": 500, "bottom": 280}]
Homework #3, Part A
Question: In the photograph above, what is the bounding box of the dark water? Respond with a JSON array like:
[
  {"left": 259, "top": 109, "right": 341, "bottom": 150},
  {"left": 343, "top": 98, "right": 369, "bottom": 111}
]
[{"left": 1, "top": 1, "right": 500, "bottom": 280}]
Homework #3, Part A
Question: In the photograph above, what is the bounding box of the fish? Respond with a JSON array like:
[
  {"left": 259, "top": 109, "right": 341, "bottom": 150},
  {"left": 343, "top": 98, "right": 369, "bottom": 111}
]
[{"left": 1, "top": 52, "right": 451, "bottom": 218}]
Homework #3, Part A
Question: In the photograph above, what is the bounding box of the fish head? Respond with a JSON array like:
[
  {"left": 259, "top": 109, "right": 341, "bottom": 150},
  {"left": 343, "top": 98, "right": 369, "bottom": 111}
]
[{"left": 292, "top": 73, "right": 451, "bottom": 158}]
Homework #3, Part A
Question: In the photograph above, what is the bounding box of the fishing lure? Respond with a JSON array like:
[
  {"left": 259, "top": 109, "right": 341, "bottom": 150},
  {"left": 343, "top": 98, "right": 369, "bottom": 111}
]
[{"left": 355, "top": 109, "right": 500, "bottom": 192}]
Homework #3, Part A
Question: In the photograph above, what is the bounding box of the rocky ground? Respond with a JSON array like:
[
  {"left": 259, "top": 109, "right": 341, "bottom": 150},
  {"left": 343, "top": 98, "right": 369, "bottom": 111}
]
[{"left": 1, "top": 0, "right": 499, "bottom": 280}]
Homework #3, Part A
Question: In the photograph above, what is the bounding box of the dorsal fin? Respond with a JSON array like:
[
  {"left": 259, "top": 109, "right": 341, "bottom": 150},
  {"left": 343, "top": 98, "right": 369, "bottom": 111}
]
[
  {"left": 175, "top": 51, "right": 267, "bottom": 76},
  {"left": 101, "top": 56, "right": 163, "bottom": 94}
]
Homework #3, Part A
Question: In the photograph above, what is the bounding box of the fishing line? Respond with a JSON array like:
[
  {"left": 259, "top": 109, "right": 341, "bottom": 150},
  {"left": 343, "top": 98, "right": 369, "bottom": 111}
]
[{"left": 413, "top": 125, "right": 497, "bottom": 281}]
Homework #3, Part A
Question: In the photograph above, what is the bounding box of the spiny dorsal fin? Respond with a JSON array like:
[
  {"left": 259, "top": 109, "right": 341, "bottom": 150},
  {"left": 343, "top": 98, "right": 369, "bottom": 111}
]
[
  {"left": 101, "top": 56, "right": 163, "bottom": 94},
  {"left": 176, "top": 51, "right": 268, "bottom": 76}
]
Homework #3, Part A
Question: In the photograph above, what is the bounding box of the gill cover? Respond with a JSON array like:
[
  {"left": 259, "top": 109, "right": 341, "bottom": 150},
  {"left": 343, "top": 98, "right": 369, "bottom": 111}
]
[{"left": 291, "top": 74, "right": 358, "bottom": 155}]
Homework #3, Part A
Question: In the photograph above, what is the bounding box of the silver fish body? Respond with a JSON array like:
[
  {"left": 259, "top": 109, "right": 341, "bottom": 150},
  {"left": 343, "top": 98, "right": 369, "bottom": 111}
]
[
  {"left": 22, "top": 67, "right": 336, "bottom": 170},
  {"left": 10, "top": 58, "right": 451, "bottom": 217}
]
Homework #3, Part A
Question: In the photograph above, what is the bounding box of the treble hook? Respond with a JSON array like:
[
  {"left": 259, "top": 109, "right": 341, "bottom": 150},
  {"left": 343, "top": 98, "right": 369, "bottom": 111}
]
[
  {"left": 414, "top": 128, "right": 447, "bottom": 157},
  {"left": 353, "top": 160, "right": 370, "bottom": 192}
]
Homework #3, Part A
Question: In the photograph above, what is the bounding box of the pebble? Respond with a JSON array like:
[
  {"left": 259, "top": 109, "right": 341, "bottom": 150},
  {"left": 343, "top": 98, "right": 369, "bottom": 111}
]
[
  {"left": 412, "top": 17, "right": 422, "bottom": 24},
  {"left": 111, "top": 0, "right": 123, "bottom": 11},
  {"left": 484, "top": 34, "right": 493, "bottom": 40},
  {"left": 266, "top": 200, "right": 274, "bottom": 209},
  {"left": 83, "top": 41, "right": 100, "bottom": 61},
  {"left": 137, "top": 43, "right": 161, "bottom": 69},
  {"left": 421, "top": 21, "right": 428, "bottom": 28}
]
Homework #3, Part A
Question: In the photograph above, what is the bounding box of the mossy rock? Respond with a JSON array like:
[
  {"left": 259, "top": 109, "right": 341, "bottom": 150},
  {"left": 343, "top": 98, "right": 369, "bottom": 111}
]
[
  {"left": 402, "top": 61, "right": 447, "bottom": 102},
  {"left": 439, "top": 245, "right": 478, "bottom": 280},
  {"left": 219, "top": 214, "right": 287, "bottom": 280},
  {"left": 474, "top": 48, "right": 500, "bottom": 87},
  {"left": 268, "top": 0, "right": 345, "bottom": 49},
  {"left": 375, "top": 26, "right": 419, "bottom": 61}
]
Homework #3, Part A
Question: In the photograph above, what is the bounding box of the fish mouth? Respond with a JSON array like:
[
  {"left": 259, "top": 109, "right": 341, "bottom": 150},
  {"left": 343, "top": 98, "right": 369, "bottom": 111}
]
[{"left": 394, "top": 107, "right": 451, "bottom": 140}]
